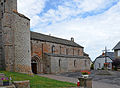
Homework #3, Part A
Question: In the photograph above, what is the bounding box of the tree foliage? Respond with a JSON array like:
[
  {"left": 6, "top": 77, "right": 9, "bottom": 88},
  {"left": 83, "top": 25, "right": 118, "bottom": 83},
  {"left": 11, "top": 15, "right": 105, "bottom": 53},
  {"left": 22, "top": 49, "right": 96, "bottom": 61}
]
[{"left": 112, "top": 59, "right": 120, "bottom": 68}]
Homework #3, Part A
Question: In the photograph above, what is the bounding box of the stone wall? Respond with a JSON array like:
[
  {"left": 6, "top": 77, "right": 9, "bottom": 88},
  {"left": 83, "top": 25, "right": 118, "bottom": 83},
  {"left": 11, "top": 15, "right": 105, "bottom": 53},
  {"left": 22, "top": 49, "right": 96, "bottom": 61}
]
[
  {"left": 31, "top": 39, "right": 84, "bottom": 73},
  {"left": 31, "top": 39, "right": 84, "bottom": 58},
  {"left": 13, "top": 80, "right": 30, "bottom": 88},
  {"left": 0, "top": 0, "right": 32, "bottom": 73},
  {"left": 0, "top": 0, "right": 4, "bottom": 69},
  {"left": 13, "top": 12, "right": 32, "bottom": 73},
  {"left": 44, "top": 54, "right": 90, "bottom": 74}
]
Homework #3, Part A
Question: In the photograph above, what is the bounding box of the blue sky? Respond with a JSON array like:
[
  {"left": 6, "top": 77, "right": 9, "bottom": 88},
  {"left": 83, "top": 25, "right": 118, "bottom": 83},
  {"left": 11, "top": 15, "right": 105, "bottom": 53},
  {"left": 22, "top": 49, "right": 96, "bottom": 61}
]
[{"left": 18, "top": 0, "right": 120, "bottom": 61}]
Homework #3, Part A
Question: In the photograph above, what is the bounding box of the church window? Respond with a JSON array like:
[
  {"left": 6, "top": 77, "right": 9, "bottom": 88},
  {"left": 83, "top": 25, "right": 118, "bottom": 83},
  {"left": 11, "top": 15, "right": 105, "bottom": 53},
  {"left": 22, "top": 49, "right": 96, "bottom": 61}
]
[
  {"left": 52, "top": 45, "right": 55, "bottom": 54},
  {"left": 73, "top": 48, "right": 74, "bottom": 56},
  {"left": 78, "top": 50, "right": 80, "bottom": 55},
  {"left": 74, "top": 60, "right": 76, "bottom": 67},
  {"left": 60, "top": 46, "right": 61, "bottom": 54},
  {"left": 66, "top": 48, "right": 68, "bottom": 55},
  {"left": 85, "top": 60, "right": 87, "bottom": 67},
  {"left": 59, "top": 59, "right": 61, "bottom": 67}
]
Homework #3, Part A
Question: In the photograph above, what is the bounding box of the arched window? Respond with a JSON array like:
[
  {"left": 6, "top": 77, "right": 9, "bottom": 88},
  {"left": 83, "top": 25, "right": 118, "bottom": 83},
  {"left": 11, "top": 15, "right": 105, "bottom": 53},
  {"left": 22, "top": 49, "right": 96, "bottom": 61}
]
[{"left": 52, "top": 45, "right": 55, "bottom": 54}]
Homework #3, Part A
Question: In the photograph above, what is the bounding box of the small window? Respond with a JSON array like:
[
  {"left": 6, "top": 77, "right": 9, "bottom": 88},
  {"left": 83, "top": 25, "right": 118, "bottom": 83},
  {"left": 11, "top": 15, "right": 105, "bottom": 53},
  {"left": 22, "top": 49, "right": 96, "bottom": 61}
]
[
  {"left": 73, "top": 48, "right": 74, "bottom": 56},
  {"left": 78, "top": 50, "right": 80, "bottom": 55},
  {"left": 59, "top": 59, "right": 61, "bottom": 67},
  {"left": 60, "top": 46, "right": 61, "bottom": 54},
  {"left": 118, "top": 50, "right": 120, "bottom": 56},
  {"left": 85, "top": 60, "right": 87, "bottom": 67},
  {"left": 52, "top": 45, "right": 55, "bottom": 53},
  {"left": 66, "top": 48, "right": 68, "bottom": 55},
  {"left": 99, "top": 63, "right": 100, "bottom": 68},
  {"left": 74, "top": 60, "right": 76, "bottom": 67}
]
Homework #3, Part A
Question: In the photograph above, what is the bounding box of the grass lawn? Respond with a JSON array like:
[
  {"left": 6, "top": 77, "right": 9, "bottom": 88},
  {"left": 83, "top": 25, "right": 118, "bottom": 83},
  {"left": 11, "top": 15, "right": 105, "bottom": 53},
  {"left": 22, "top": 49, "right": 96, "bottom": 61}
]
[{"left": 0, "top": 71, "right": 76, "bottom": 88}]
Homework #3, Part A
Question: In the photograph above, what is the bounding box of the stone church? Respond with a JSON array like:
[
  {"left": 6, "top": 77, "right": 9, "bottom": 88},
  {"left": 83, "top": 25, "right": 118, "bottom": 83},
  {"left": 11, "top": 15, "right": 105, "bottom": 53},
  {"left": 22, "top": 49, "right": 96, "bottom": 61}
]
[{"left": 0, "top": 0, "right": 91, "bottom": 74}]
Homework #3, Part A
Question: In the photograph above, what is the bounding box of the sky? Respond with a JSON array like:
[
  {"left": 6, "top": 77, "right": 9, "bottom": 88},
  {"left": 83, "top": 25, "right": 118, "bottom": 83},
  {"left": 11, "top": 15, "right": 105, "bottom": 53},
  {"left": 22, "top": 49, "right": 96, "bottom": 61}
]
[{"left": 18, "top": 0, "right": 120, "bottom": 61}]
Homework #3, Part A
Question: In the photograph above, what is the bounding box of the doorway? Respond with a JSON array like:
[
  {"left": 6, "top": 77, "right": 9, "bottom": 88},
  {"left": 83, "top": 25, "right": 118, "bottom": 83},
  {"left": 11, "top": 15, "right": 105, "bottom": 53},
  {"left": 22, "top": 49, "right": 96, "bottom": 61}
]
[{"left": 31, "top": 62, "right": 37, "bottom": 74}]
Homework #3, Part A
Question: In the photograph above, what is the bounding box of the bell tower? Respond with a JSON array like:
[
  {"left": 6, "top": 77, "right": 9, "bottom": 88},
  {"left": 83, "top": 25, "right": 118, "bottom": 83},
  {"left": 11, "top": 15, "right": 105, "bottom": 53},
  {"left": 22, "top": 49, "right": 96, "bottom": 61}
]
[{"left": 0, "top": 0, "right": 32, "bottom": 74}]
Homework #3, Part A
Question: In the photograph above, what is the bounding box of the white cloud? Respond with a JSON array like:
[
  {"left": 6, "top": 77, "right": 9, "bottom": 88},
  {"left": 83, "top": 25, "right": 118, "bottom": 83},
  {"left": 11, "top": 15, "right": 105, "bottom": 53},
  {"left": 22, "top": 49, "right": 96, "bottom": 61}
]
[
  {"left": 18, "top": 0, "right": 46, "bottom": 27},
  {"left": 18, "top": 0, "right": 120, "bottom": 61}
]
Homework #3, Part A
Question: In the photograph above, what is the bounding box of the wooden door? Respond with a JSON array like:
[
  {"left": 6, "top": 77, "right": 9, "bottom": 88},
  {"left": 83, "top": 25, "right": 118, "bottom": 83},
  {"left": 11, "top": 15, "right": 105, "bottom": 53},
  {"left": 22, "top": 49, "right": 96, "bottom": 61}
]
[{"left": 31, "top": 63, "right": 37, "bottom": 74}]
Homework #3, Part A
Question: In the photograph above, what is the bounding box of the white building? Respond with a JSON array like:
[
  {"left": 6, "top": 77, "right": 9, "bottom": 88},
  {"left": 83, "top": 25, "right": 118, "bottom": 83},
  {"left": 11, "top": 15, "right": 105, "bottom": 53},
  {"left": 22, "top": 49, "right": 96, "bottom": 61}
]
[{"left": 94, "top": 52, "right": 114, "bottom": 70}]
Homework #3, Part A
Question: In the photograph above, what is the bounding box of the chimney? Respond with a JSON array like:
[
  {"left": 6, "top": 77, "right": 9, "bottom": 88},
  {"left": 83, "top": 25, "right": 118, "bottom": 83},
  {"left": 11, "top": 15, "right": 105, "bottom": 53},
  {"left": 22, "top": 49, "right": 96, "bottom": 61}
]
[{"left": 71, "top": 37, "right": 74, "bottom": 42}]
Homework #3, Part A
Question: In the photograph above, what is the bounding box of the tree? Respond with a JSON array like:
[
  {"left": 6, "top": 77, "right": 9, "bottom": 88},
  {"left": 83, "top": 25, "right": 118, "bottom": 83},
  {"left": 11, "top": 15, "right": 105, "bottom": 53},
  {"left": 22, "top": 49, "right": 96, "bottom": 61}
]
[{"left": 112, "top": 59, "right": 120, "bottom": 70}]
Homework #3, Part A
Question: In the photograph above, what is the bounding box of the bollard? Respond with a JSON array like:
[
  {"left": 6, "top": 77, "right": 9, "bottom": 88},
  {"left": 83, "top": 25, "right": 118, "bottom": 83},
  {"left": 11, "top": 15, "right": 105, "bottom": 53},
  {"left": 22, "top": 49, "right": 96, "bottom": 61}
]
[{"left": 77, "top": 80, "right": 80, "bottom": 86}]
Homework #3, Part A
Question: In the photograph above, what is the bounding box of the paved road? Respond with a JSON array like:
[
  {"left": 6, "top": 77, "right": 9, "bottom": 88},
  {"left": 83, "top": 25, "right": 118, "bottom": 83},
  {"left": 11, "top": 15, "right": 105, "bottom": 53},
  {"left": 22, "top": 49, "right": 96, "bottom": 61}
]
[{"left": 39, "top": 70, "right": 120, "bottom": 88}]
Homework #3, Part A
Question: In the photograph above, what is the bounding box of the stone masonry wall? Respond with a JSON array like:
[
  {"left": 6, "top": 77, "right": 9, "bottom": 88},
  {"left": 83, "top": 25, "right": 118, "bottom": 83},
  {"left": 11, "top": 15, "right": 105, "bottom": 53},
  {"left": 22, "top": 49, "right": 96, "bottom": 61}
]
[
  {"left": 0, "top": 0, "right": 4, "bottom": 69},
  {"left": 44, "top": 54, "right": 90, "bottom": 74},
  {"left": 31, "top": 39, "right": 84, "bottom": 73},
  {"left": 13, "top": 12, "right": 32, "bottom": 73},
  {"left": 31, "top": 39, "right": 84, "bottom": 58},
  {"left": 0, "top": 0, "right": 32, "bottom": 73},
  {"left": 0, "top": 21, "right": 2, "bottom": 69}
]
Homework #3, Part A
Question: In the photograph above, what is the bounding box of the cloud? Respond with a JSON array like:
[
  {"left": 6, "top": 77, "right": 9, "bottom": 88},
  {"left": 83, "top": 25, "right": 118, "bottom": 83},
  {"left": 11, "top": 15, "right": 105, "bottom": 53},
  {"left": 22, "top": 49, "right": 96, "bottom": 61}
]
[
  {"left": 18, "top": 0, "right": 46, "bottom": 27},
  {"left": 18, "top": 0, "right": 120, "bottom": 60}
]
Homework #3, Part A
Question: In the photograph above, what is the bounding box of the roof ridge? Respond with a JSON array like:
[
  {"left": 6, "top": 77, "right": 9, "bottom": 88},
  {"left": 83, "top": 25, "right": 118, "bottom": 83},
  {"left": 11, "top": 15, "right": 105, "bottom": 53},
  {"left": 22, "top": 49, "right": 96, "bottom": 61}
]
[
  {"left": 113, "top": 41, "right": 120, "bottom": 50},
  {"left": 31, "top": 31, "right": 73, "bottom": 42},
  {"left": 30, "top": 31, "right": 83, "bottom": 48}
]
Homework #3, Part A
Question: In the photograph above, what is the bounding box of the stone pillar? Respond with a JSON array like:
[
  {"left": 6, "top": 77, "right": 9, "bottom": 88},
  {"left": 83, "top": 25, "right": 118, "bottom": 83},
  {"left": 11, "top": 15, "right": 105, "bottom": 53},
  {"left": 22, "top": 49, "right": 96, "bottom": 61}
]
[{"left": 78, "top": 77, "right": 92, "bottom": 88}]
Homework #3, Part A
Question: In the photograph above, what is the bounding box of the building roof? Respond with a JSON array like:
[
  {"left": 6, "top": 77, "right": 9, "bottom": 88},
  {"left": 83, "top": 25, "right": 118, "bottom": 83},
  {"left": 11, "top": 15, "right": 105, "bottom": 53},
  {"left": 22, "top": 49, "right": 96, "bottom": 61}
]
[
  {"left": 113, "top": 41, "right": 120, "bottom": 50},
  {"left": 96, "top": 52, "right": 115, "bottom": 60},
  {"left": 13, "top": 11, "right": 30, "bottom": 20},
  {"left": 44, "top": 53, "right": 89, "bottom": 59},
  {"left": 30, "top": 31, "right": 83, "bottom": 48}
]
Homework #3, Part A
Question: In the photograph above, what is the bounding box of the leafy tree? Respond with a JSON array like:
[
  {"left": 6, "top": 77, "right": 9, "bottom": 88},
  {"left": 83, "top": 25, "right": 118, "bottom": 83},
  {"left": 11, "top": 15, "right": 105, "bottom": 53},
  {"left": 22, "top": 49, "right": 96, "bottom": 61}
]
[
  {"left": 90, "top": 63, "right": 94, "bottom": 70},
  {"left": 112, "top": 59, "right": 120, "bottom": 70}
]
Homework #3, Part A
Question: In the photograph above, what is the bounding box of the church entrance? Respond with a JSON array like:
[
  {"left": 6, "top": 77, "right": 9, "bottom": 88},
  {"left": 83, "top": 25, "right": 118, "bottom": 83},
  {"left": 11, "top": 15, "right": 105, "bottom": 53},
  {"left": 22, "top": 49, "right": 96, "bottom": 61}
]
[
  {"left": 31, "top": 62, "right": 37, "bottom": 74},
  {"left": 31, "top": 55, "right": 44, "bottom": 74}
]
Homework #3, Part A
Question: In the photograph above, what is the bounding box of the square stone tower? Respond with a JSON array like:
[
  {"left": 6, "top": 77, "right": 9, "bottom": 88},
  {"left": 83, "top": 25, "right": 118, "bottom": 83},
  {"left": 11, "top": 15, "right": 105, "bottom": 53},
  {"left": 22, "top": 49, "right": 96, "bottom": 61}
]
[{"left": 0, "top": 0, "right": 32, "bottom": 74}]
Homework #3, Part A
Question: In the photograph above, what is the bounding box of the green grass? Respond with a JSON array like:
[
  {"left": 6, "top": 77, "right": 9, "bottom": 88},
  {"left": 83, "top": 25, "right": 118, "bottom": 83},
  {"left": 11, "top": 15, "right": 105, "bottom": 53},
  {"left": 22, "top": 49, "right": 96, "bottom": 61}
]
[{"left": 0, "top": 71, "right": 76, "bottom": 88}]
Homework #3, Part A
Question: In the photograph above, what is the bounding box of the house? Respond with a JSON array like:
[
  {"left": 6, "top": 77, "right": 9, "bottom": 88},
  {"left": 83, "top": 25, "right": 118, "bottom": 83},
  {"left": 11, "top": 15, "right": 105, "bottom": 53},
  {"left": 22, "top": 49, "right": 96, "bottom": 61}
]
[
  {"left": 31, "top": 32, "right": 91, "bottom": 74},
  {"left": 113, "top": 41, "right": 120, "bottom": 59},
  {"left": 94, "top": 52, "right": 114, "bottom": 70}
]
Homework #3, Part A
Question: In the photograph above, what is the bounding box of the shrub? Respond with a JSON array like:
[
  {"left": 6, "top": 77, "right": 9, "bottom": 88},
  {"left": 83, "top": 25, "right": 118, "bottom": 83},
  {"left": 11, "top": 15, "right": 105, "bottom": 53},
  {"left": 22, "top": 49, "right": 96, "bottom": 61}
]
[
  {"left": 81, "top": 70, "right": 91, "bottom": 75},
  {"left": 90, "top": 64, "right": 94, "bottom": 70}
]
